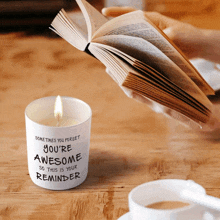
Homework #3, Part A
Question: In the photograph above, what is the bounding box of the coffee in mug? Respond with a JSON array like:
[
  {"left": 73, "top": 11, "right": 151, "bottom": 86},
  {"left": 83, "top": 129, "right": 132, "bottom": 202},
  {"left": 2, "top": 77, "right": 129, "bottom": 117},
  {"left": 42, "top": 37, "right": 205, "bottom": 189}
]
[{"left": 146, "top": 201, "right": 190, "bottom": 210}]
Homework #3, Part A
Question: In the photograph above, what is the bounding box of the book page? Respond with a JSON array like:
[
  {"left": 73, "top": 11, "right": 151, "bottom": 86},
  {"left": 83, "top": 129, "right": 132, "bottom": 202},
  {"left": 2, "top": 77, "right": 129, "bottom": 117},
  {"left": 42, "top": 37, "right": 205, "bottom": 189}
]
[
  {"left": 68, "top": 11, "right": 88, "bottom": 39},
  {"left": 123, "top": 73, "right": 210, "bottom": 124},
  {"left": 92, "top": 10, "right": 214, "bottom": 95},
  {"left": 92, "top": 35, "right": 212, "bottom": 110},
  {"left": 93, "top": 43, "right": 211, "bottom": 114},
  {"left": 50, "top": 9, "right": 88, "bottom": 51},
  {"left": 92, "top": 42, "right": 211, "bottom": 116},
  {"left": 89, "top": 43, "right": 211, "bottom": 124},
  {"left": 76, "top": 0, "right": 108, "bottom": 42}
]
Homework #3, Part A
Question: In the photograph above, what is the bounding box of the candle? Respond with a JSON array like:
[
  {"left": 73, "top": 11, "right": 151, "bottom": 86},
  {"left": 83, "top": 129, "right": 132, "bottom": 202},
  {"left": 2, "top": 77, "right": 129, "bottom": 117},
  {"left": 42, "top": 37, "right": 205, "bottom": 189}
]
[
  {"left": 40, "top": 116, "right": 78, "bottom": 127},
  {"left": 25, "top": 96, "right": 92, "bottom": 190},
  {"left": 39, "top": 96, "right": 78, "bottom": 127}
]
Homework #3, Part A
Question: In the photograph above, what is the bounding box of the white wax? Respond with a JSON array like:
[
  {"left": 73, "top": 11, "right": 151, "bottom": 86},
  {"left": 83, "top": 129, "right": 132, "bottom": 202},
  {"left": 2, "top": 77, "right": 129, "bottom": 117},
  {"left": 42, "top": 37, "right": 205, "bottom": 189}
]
[{"left": 39, "top": 116, "right": 78, "bottom": 127}]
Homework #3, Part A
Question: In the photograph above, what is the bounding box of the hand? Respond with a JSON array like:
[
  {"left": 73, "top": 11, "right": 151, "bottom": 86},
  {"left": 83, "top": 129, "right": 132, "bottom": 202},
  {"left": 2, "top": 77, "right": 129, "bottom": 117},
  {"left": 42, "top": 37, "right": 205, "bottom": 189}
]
[
  {"left": 102, "top": 7, "right": 220, "bottom": 63},
  {"left": 105, "top": 68, "right": 165, "bottom": 113}
]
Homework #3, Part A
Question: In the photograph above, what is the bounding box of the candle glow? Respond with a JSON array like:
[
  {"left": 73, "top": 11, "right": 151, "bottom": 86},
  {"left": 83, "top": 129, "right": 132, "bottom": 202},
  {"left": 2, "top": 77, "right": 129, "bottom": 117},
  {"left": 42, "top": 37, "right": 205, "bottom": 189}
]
[
  {"left": 54, "top": 95, "right": 63, "bottom": 125},
  {"left": 39, "top": 96, "right": 78, "bottom": 127}
]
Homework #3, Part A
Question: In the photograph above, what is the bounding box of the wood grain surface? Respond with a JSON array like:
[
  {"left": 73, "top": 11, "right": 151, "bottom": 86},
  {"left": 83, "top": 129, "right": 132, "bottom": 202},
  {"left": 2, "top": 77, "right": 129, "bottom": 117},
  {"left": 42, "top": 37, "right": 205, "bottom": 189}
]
[{"left": 1, "top": 4, "right": 220, "bottom": 219}]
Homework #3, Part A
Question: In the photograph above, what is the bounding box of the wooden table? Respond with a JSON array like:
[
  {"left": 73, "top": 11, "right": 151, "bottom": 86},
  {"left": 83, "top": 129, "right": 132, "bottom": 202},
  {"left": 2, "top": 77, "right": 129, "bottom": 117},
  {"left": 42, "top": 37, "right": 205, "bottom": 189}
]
[{"left": 1, "top": 10, "right": 220, "bottom": 220}]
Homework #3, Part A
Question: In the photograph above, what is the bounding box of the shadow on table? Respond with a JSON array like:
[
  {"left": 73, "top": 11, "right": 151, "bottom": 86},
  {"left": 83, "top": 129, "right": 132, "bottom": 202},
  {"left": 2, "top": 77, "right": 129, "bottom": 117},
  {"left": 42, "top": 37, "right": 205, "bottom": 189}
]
[{"left": 76, "top": 148, "right": 142, "bottom": 189}]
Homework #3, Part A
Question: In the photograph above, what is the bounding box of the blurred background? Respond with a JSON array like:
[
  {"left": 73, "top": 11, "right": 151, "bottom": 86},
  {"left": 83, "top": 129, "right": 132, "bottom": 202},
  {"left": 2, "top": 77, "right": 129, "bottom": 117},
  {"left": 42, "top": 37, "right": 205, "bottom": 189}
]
[{"left": 1, "top": 0, "right": 220, "bottom": 31}]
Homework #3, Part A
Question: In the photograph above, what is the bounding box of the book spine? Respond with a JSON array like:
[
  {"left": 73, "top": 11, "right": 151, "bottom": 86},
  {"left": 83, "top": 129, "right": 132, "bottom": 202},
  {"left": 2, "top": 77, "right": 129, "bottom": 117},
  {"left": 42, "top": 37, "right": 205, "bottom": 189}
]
[{"left": 84, "top": 43, "right": 96, "bottom": 59}]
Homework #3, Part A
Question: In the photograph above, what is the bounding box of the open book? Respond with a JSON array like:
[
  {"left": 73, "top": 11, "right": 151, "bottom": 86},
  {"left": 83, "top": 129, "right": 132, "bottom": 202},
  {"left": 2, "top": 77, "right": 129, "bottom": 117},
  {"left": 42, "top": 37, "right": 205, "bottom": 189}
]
[{"left": 50, "top": 0, "right": 215, "bottom": 127}]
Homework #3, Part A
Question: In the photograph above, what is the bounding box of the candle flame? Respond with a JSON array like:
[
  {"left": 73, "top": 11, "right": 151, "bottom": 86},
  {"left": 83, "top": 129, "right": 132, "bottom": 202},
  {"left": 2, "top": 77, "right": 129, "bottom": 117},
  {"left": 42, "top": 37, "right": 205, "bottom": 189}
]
[{"left": 54, "top": 95, "right": 63, "bottom": 123}]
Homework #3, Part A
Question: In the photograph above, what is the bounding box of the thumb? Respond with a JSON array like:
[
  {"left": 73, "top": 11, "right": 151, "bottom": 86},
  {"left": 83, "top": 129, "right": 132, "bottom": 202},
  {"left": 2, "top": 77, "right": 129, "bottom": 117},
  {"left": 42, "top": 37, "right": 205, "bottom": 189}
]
[
  {"left": 163, "top": 27, "right": 175, "bottom": 39},
  {"left": 144, "top": 12, "right": 179, "bottom": 30},
  {"left": 102, "top": 6, "right": 136, "bottom": 17}
]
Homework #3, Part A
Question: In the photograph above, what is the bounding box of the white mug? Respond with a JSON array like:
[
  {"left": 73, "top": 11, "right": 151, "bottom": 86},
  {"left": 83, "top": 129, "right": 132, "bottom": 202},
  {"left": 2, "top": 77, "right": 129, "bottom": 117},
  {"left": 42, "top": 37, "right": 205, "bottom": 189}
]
[{"left": 128, "top": 179, "right": 220, "bottom": 220}]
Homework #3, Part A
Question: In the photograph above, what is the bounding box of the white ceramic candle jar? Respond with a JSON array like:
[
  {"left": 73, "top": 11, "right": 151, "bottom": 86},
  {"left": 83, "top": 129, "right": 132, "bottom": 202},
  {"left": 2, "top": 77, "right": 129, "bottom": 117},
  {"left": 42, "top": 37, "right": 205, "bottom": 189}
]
[{"left": 25, "top": 96, "right": 92, "bottom": 190}]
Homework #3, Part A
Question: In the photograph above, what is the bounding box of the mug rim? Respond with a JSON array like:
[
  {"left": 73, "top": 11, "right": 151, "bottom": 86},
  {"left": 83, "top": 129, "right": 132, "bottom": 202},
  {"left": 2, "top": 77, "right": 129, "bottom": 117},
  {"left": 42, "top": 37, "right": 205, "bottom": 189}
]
[{"left": 129, "top": 179, "right": 206, "bottom": 212}]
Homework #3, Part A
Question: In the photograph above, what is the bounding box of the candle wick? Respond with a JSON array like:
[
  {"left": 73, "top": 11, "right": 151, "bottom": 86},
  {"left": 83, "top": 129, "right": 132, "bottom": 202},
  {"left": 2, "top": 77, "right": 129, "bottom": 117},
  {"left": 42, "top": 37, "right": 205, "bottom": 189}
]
[{"left": 56, "top": 114, "right": 60, "bottom": 127}]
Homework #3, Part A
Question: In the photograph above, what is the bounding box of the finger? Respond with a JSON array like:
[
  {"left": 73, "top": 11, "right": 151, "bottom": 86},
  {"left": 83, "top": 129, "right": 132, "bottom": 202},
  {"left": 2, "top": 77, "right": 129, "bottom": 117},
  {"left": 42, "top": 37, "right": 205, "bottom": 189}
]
[
  {"left": 102, "top": 6, "right": 136, "bottom": 17},
  {"left": 143, "top": 12, "right": 179, "bottom": 30},
  {"left": 162, "top": 26, "right": 176, "bottom": 39}
]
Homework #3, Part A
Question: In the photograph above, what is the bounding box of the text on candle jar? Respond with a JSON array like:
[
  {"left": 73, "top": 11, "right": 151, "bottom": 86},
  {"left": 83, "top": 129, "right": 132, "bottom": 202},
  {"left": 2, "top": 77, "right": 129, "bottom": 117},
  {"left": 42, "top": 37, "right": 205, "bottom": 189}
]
[
  {"left": 34, "top": 153, "right": 82, "bottom": 165},
  {"left": 32, "top": 134, "right": 86, "bottom": 185},
  {"left": 43, "top": 144, "right": 72, "bottom": 153},
  {"left": 35, "top": 135, "right": 80, "bottom": 143},
  {"left": 36, "top": 172, "right": 80, "bottom": 181}
]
